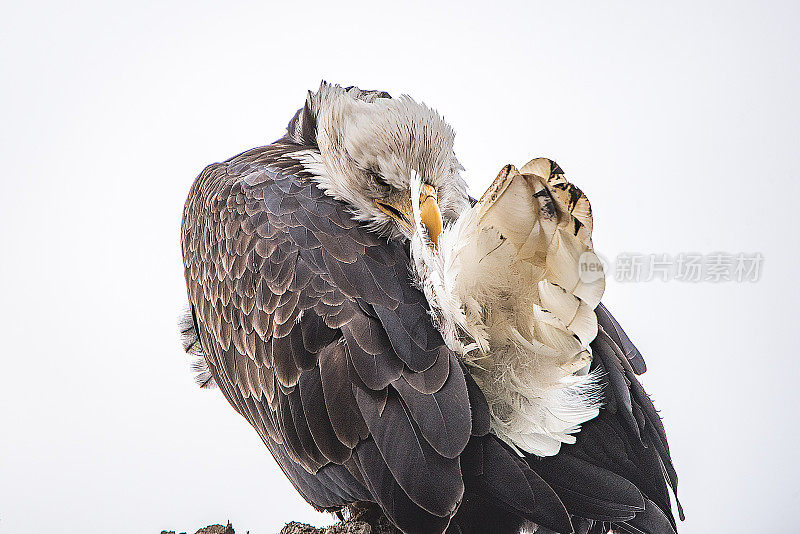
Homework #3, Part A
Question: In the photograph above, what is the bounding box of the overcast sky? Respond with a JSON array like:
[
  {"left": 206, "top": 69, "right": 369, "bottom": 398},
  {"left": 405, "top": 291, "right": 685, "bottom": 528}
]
[{"left": 1, "top": 1, "right": 799, "bottom": 533}]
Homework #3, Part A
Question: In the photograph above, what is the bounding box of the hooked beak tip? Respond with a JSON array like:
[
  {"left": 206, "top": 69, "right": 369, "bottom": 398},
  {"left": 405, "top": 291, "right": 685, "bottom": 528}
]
[{"left": 419, "top": 186, "right": 442, "bottom": 250}]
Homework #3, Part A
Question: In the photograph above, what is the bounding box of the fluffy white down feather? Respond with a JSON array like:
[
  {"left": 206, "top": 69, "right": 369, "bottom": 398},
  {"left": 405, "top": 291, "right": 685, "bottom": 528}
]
[{"left": 411, "top": 159, "right": 606, "bottom": 457}]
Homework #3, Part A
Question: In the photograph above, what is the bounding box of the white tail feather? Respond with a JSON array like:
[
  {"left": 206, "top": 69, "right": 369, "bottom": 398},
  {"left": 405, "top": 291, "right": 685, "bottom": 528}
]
[{"left": 412, "top": 159, "right": 605, "bottom": 457}]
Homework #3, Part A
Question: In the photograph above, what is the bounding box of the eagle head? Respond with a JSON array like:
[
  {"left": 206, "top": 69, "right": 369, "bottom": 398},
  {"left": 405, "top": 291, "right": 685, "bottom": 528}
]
[{"left": 287, "top": 82, "right": 471, "bottom": 246}]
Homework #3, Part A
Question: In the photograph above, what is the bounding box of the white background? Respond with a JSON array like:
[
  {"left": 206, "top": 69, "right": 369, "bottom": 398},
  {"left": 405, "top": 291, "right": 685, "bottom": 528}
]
[{"left": 1, "top": 1, "right": 798, "bottom": 533}]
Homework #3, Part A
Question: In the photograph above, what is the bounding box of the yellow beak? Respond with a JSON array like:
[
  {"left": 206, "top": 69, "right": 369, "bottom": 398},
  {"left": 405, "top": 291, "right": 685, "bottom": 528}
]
[
  {"left": 375, "top": 184, "right": 442, "bottom": 249},
  {"left": 418, "top": 184, "right": 442, "bottom": 249}
]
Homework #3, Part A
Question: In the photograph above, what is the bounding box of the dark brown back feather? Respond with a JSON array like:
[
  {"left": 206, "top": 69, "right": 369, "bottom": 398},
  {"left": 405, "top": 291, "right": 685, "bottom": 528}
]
[{"left": 180, "top": 141, "right": 478, "bottom": 529}]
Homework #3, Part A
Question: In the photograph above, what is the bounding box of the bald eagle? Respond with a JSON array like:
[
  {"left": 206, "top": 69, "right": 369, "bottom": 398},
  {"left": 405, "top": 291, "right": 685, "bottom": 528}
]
[{"left": 179, "top": 83, "right": 682, "bottom": 534}]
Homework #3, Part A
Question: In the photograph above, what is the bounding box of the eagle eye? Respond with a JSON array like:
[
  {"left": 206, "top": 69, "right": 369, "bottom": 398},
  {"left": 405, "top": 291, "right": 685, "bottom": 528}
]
[{"left": 369, "top": 171, "right": 392, "bottom": 193}]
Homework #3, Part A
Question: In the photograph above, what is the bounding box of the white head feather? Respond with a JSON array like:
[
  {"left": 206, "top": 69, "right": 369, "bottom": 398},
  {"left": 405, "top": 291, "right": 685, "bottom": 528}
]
[{"left": 289, "top": 82, "right": 470, "bottom": 240}]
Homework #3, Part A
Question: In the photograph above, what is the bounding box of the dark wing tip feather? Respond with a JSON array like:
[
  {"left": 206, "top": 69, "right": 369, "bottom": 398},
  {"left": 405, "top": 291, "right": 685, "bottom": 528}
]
[
  {"left": 354, "top": 384, "right": 464, "bottom": 517},
  {"left": 354, "top": 438, "right": 452, "bottom": 534},
  {"left": 614, "top": 498, "right": 678, "bottom": 534},
  {"left": 574, "top": 305, "right": 683, "bottom": 531},
  {"left": 462, "top": 436, "right": 573, "bottom": 534},
  {"left": 529, "top": 452, "right": 646, "bottom": 522},
  {"left": 596, "top": 303, "right": 647, "bottom": 375}
]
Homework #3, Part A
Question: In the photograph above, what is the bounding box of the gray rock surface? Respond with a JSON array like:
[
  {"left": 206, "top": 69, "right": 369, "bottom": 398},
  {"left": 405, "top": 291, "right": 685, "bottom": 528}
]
[{"left": 162, "top": 517, "right": 400, "bottom": 534}]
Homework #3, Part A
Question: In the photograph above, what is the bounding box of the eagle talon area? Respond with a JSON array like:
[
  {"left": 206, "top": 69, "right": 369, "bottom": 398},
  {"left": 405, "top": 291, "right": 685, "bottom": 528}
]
[{"left": 279, "top": 519, "right": 386, "bottom": 534}]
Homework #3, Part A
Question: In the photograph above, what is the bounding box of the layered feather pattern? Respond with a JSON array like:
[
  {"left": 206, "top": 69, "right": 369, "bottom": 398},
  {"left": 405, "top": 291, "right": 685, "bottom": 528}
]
[
  {"left": 412, "top": 158, "right": 606, "bottom": 456},
  {"left": 180, "top": 141, "right": 486, "bottom": 532}
]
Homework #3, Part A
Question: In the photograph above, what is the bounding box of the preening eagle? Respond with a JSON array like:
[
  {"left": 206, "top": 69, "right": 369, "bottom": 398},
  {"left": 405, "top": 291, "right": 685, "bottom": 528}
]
[{"left": 180, "top": 83, "right": 682, "bottom": 534}]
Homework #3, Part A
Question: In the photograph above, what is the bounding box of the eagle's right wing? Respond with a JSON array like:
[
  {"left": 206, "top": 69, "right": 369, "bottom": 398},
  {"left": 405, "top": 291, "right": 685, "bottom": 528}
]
[
  {"left": 421, "top": 158, "right": 682, "bottom": 533},
  {"left": 532, "top": 304, "right": 684, "bottom": 534}
]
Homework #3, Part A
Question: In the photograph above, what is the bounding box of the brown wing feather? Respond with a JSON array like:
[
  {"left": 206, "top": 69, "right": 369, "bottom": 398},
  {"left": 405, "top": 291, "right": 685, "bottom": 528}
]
[{"left": 180, "top": 142, "right": 476, "bottom": 525}]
